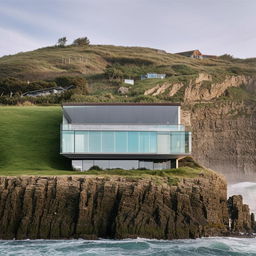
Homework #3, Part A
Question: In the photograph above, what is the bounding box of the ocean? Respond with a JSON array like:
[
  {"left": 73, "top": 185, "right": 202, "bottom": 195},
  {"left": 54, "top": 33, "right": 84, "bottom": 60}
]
[{"left": 0, "top": 237, "right": 256, "bottom": 256}]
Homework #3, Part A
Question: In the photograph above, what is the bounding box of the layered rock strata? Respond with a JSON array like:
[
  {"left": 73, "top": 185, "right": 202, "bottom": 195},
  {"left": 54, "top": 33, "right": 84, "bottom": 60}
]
[{"left": 0, "top": 174, "right": 253, "bottom": 240}]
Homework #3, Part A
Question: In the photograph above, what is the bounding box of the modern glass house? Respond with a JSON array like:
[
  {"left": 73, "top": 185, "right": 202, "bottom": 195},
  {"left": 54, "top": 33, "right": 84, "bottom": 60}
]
[{"left": 60, "top": 103, "right": 192, "bottom": 171}]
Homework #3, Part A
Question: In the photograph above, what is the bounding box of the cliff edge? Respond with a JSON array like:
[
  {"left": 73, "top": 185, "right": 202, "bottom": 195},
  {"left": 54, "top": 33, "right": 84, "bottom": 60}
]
[{"left": 0, "top": 171, "right": 253, "bottom": 240}]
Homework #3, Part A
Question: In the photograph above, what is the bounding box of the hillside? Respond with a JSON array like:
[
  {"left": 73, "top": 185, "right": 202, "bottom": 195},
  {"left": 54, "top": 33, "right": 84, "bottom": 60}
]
[{"left": 0, "top": 44, "right": 256, "bottom": 103}]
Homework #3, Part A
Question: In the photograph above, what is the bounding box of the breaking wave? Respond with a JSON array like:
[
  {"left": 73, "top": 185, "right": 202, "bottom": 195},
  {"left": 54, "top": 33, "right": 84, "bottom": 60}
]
[{"left": 0, "top": 237, "right": 256, "bottom": 255}]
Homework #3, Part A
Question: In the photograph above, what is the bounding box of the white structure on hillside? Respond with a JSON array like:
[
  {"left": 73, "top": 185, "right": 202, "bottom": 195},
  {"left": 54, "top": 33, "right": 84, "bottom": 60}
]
[{"left": 124, "top": 79, "right": 134, "bottom": 85}]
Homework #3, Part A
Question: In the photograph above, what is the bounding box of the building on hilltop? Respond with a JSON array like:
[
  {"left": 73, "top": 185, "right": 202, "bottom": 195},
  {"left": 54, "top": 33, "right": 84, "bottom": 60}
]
[
  {"left": 60, "top": 103, "right": 192, "bottom": 171},
  {"left": 176, "top": 50, "right": 203, "bottom": 59},
  {"left": 176, "top": 50, "right": 217, "bottom": 59},
  {"left": 141, "top": 73, "right": 166, "bottom": 80}
]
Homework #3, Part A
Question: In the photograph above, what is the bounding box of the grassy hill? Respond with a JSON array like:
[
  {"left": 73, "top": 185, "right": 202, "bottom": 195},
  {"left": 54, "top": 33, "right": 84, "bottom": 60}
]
[
  {"left": 0, "top": 106, "right": 73, "bottom": 175},
  {"left": 1, "top": 44, "right": 256, "bottom": 101},
  {"left": 0, "top": 45, "right": 256, "bottom": 104}
]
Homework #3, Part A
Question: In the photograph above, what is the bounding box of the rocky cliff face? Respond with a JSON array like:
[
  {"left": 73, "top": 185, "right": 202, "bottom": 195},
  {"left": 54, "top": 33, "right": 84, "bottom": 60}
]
[
  {"left": 144, "top": 73, "right": 251, "bottom": 102},
  {"left": 0, "top": 174, "right": 253, "bottom": 240},
  {"left": 182, "top": 101, "right": 256, "bottom": 183}
]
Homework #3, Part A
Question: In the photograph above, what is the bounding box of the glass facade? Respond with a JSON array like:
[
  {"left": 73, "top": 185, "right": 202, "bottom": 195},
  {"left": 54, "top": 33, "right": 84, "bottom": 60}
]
[{"left": 61, "top": 130, "right": 191, "bottom": 154}]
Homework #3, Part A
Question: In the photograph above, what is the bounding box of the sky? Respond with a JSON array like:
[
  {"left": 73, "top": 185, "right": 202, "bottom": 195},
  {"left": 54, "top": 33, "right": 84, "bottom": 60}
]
[{"left": 0, "top": 0, "right": 255, "bottom": 58}]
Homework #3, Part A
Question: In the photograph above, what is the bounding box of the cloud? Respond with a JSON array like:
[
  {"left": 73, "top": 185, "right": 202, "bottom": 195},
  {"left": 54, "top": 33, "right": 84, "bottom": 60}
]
[
  {"left": 0, "top": 0, "right": 255, "bottom": 58},
  {"left": 0, "top": 27, "right": 42, "bottom": 56}
]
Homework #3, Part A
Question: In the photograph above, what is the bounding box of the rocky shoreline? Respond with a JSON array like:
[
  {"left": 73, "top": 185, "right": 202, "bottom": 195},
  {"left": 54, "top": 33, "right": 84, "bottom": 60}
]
[{"left": 0, "top": 173, "right": 254, "bottom": 240}]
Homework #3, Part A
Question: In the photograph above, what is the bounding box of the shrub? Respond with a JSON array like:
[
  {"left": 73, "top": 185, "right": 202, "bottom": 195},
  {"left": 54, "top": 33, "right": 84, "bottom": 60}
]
[
  {"left": 55, "top": 76, "right": 89, "bottom": 95},
  {"left": 178, "top": 157, "right": 202, "bottom": 169},
  {"left": 219, "top": 54, "right": 234, "bottom": 61},
  {"left": 73, "top": 37, "right": 90, "bottom": 46},
  {"left": 133, "top": 95, "right": 159, "bottom": 103},
  {"left": 88, "top": 165, "right": 102, "bottom": 171},
  {"left": 104, "top": 64, "right": 124, "bottom": 81}
]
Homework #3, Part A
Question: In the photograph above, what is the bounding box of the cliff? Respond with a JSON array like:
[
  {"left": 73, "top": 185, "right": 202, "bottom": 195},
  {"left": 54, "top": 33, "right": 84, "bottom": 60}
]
[
  {"left": 182, "top": 101, "right": 256, "bottom": 183},
  {"left": 0, "top": 173, "right": 253, "bottom": 240}
]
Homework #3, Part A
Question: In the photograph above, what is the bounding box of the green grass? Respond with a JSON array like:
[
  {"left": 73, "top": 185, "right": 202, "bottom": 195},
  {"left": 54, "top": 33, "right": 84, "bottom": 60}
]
[
  {"left": 83, "top": 166, "right": 206, "bottom": 178},
  {"left": 0, "top": 106, "right": 211, "bottom": 179},
  {"left": 1, "top": 44, "right": 254, "bottom": 82},
  {"left": 1, "top": 44, "right": 256, "bottom": 105},
  {"left": 0, "top": 106, "right": 71, "bottom": 174}
]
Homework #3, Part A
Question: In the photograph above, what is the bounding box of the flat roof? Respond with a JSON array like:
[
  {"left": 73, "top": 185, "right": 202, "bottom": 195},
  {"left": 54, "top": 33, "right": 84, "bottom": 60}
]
[
  {"left": 62, "top": 103, "right": 181, "bottom": 106},
  {"left": 63, "top": 103, "right": 180, "bottom": 125}
]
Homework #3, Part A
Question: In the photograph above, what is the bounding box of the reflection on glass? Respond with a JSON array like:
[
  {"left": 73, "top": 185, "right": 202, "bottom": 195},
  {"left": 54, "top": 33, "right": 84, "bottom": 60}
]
[
  {"left": 115, "top": 132, "right": 127, "bottom": 152},
  {"left": 61, "top": 130, "right": 191, "bottom": 154},
  {"left": 62, "top": 131, "right": 74, "bottom": 153},
  {"left": 102, "top": 132, "right": 115, "bottom": 152},
  {"left": 75, "top": 131, "right": 88, "bottom": 153},
  {"left": 128, "top": 132, "right": 139, "bottom": 153}
]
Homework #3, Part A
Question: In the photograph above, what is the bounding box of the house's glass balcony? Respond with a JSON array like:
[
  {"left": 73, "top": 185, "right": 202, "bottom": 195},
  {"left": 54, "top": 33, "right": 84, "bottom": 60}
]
[
  {"left": 60, "top": 128, "right": 192, "bottom": 155},
  {"left": 61, "top": 124, "right": 186, "bottom": 132}
]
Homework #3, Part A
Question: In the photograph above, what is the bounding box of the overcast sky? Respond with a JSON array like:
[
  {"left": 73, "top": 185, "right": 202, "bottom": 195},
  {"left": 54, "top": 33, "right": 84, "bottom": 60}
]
[{"left": 0, "top": 0, "right": 255, "bottom": 58}]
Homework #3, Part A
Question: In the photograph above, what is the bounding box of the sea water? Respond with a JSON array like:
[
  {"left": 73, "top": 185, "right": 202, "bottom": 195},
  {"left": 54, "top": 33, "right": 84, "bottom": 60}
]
[{"left": 0, "top": 237, "right": 256, "bottom": 256}]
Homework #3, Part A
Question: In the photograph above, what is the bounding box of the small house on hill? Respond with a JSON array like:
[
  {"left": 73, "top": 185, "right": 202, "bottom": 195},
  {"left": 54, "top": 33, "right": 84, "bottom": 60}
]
[
  {"left": 176, "top": 50, "right": 217, "bottom": 59},
  {"left": 176, "top": 50, "right": 203, "bottom": 59}
]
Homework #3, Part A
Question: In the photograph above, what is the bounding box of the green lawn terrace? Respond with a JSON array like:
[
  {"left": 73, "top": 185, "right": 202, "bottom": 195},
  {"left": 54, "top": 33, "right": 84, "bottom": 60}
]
[{"left": 0, "top": 106, "right": 70, "bottom": 175}]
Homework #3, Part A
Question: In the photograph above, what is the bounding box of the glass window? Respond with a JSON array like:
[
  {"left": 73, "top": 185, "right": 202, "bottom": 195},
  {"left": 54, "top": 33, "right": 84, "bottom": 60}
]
[
  {"left": 157, "top": 132, "right": 170, "bottom": 154},
  {"left": 75, "top": 131, "right": 88, "bottom": 153},
  {"left": 149, "top": 132, "right": 157, "bottom": 153},
  {"left": 89, "top": 131, "right": 101, "bottom": 152},
  {"left": 128, "top": 132, "right": 139, "bottom": 153},
  {"left": 102, "top": 132, "right": 115, "bottom": 153},
  {"left": 115, "top": 132, "right": 127, "bottom": 153},
  {"left": 62, "top": 131, "right": 74, "bottom": 153},
  {"left": 139, "top": 132, "right": 150, "bottom": 153},
  {"left": 170, "top": 132, "right": 185, "bottom": 153}
]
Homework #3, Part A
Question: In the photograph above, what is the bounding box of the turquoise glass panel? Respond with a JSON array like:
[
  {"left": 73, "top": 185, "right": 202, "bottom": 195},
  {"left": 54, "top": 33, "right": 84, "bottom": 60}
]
[
  {"left": 128, "top": 132, "right": 139, "bottom": 153},
  {"left": 89, "top": 131, "right": 101, "bottom": 152},
  {"left": 170, "top": 132, "right": 185, "bottom": 153},
  {"left": 139, "top": 132, "right": 149, "bottom": 153},
  {"left": 62, "top": 130, "right": 191, "bottom": 154},
  {"left": 149, "top": 132, "right": 157, "bottom": 153},
  {"left": 75, "top": 131, "right": 88, "bottom": 153},
  {"left": 115, "top": 132, "right": 127, "bottom": 152},
  {"left": 102, "top": 132, "right": 115, "bottom": 152},
  {"left": 62, "top": 131, "right": 74, "bottom": 153}
]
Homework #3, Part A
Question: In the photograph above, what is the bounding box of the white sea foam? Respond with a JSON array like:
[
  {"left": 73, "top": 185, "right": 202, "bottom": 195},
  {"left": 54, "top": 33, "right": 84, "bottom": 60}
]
[
  {"left": 228, "top": 182, "right": 256, "bottom": 214},
  {"left": 0, "top": 237, "right": 256, "bottom": 256}
]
